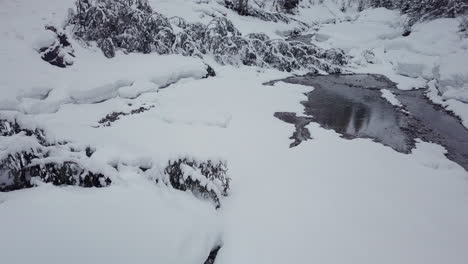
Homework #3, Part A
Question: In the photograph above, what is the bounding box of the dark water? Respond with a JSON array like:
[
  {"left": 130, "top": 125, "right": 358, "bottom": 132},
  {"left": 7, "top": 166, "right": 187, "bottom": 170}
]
[{"left": 266, "top": 74, "right": 468, "bottom": 171}]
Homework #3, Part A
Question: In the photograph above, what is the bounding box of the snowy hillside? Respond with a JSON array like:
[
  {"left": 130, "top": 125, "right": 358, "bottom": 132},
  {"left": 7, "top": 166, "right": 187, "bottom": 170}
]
[{"left": 1, "top": 0, "right": 468, "bottom": 264}]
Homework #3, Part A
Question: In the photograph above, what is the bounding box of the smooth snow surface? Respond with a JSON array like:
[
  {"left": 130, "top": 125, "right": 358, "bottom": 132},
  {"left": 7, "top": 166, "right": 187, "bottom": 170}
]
[{"left": 1, "top": 1, "right": 468, "bottom": 264}]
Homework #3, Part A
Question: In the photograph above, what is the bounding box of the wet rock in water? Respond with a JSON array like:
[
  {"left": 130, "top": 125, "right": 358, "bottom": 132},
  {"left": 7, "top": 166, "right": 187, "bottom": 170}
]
[
  {"left": 267, "top": 73, "right": 468, "bottom": 171},
  {"left": 37, "top": 26, "right": 75, "bottom": 67},
  {"left": 0, "top": 119, "right": 112, "bottom": 191}
]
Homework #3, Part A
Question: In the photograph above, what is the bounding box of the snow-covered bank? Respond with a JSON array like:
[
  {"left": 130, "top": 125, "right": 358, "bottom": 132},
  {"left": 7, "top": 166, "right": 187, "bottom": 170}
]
[
  {"left": 1, "top": 0, "right": 468, "bottom": 263},
  {"left": 314, "top": 7, "right": 468, "bottom": 126}
]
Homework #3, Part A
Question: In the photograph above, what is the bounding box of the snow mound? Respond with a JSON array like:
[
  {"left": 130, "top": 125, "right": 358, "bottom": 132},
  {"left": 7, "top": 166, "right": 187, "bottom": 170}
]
[{"left": 438, "top": 51, "right": 468, "bottom": 102}]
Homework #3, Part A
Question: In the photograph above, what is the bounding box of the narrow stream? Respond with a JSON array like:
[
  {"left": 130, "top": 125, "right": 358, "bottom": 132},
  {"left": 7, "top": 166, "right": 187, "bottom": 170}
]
[{"left": 266, "top": 73, "right": 468, "bottom": 172}]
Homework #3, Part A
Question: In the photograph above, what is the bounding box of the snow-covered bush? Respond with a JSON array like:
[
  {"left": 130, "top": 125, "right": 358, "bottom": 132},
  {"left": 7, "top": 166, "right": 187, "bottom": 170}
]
[
  {"left": 223, "top": 0, "right": 301, "bottom": 22},
  {"left": 35, "top": 26, "right": 75, "bottom": 67},
  {"left": 70, "top": 0, "right": 172, "bottom": 57},
  {"left": 68, "top": 0, "right": 346, "bottom": 73},
  {"left": 370, "top": 0, "right": 468, "bottom": 23},
  {"left": 163, "top": 158, "right": 230, "bottom": 209},
  {"left": 0, "top": 119, "right": 111, "bottom": 191}
]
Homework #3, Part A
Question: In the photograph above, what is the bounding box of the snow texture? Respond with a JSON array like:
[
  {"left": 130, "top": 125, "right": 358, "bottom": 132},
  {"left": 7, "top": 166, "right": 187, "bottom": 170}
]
[{"left": 1, "top": 0, "right": 468, "bottom": 264}]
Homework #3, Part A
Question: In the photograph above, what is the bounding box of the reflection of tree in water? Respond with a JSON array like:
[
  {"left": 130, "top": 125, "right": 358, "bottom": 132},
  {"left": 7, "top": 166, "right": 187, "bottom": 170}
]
[
  {"left": 306, "top": 90, "right": 371, "bottom": 135},
  {"left": 350, "top": 104, "right": 371, "bottom": 134}
]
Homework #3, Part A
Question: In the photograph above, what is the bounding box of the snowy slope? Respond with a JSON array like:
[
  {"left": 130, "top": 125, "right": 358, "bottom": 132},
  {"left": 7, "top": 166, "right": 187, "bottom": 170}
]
[{"left": 1, "top": 1, "right": 468, "bottom": 264}]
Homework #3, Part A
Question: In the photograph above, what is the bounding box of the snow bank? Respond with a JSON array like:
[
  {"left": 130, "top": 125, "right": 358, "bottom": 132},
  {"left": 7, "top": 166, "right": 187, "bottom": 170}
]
[
  {"left": 315, "top": 8, "right": 403, "bottom": 51},
  {"left": 386, "top": 49, "right": 438, "bottom": 79},
  {"left": 438, "top": 51, "right": 468, "bottom": 102}
]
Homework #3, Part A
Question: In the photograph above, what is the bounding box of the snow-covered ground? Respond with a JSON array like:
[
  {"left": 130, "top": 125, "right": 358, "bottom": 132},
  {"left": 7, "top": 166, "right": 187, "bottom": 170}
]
[{"left": 1, "top": 0, "right": 468, "bottom": 264}]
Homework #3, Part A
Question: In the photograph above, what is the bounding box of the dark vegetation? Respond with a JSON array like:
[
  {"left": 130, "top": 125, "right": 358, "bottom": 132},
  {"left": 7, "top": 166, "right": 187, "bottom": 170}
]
[{"left": 97, "top": 105, "right": 155, "bottom": 127}]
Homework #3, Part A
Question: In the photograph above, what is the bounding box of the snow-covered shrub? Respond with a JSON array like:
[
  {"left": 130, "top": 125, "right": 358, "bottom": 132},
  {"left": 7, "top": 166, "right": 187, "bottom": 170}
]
[
  {"left": 223, "top": 0, "right": 300, "bottom": 22},
  {"left": 163, "top": 158, "right": 230, "bottom": 209},
  {"left": 35, "top": 26, "right": 75, "bottom": 67},
  {"left": 371, "top": 0, "right": 468, "bottom": 23},
  {"left": 70, "top": 0, "right": 173, "bottom": 56},
  {"left": 0, "top": 119, "right": 111, "bottom": 191},
  {"left": 280, "top": 0, "right": 300, "bottom": 13},
  {"left": 68, "top": 0, "right": 346, "bottom": 73}
]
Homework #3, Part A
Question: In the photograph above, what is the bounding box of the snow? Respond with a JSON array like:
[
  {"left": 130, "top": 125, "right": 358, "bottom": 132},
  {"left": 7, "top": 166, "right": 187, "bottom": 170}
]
[
  {"left": 32, "top": 29, "right": 57, "bottom": 51},
  {"left": 1, "top": 0, "right": 468, "bottom": 264},
  {"left": 315, "top": 8, "right": 404, "bottom": 52},
  {"left": 386, "top": 49, "right": 439, "bottom": 79},
  {"left": 380, "top": 88, "right": 403, "bottom": 107},
  {"left": 438, "top": 51, "right": 468, "bottom": 102},
  {"left": 0, "top": 182, "right": 221, "bottom": 264}
]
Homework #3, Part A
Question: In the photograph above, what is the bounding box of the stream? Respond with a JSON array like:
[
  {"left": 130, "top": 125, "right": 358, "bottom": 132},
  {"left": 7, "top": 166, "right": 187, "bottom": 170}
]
[{"left": 267, "top": 73, "right": 468, "bottom": 172}]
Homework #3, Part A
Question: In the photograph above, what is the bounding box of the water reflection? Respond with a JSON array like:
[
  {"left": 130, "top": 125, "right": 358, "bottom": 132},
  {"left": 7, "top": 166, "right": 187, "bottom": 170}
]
[
  {"left": 270, "top": 73, "right": 468, "bottom": 171},
  {"left": 297, "top": 75, "right": 412, "bottom": 153}
]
